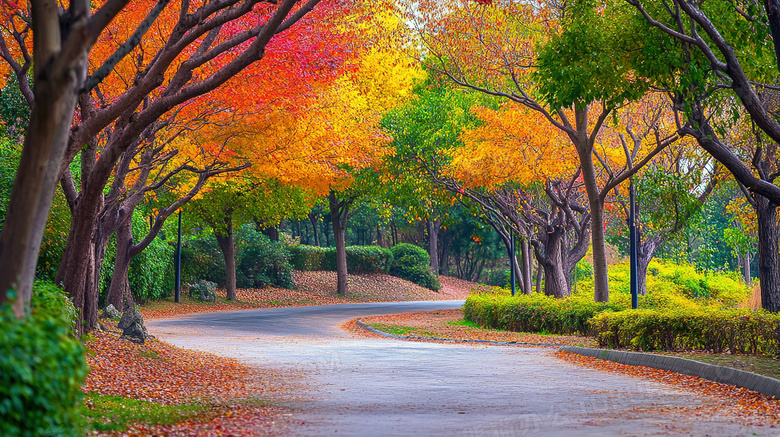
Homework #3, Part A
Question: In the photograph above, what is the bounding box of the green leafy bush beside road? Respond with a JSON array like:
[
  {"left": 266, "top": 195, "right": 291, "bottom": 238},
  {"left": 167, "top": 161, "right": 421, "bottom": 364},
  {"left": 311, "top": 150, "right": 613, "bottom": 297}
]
[
  {"left": 464, "top": 261, "right": 763, "bottom": 354},
  {"left": 592, "top": 309, "right": 780, "bottom": 355},
  {"left": 389, "top": 243, "right": 441, "bottom": 291},
  {"left": 0, "top": 282, "right": 88, "bottom": 437}
]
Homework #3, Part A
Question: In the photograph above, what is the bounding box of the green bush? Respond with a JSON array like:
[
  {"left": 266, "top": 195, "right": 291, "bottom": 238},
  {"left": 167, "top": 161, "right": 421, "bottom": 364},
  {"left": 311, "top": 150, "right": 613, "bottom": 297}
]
[
  {"left": 592, "top": 309, "right": 780, "bottom": 355},
  {"left": 290, "top": 245, "right": 335, "bottom": 271},
  {"left": 0, "top": 282, "right": 88, "bottom": 436},
  {"left": 236, "top": 227, "right": 295, "bottom": 289},
  {"left": 180, "top": 233, "right": 225, "bottom": 286},
  {"left": 345, "top": 246, "right": 393, "bottom": 274},
  {"left": 389, "top": 243, "right": 440, "bottom": 291},
  {"left": 463, "top": 291, "right": 623, "bottom": 335},
  {"left": 290, "top": 245, "right": 393, "bottom": 274}
]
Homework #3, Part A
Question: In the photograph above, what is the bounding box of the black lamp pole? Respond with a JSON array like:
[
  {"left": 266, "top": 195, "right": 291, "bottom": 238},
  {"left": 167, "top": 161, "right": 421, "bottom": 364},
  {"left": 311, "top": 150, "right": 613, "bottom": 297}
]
[
  {"left": 510, "top": 232, "right": 516, "bottom": 296},
  {"left": 175, "top": 210, "right": 182, "bottom": 303},
  {"left": 628, "top": 177, "right": 638, "bottom": 309}
]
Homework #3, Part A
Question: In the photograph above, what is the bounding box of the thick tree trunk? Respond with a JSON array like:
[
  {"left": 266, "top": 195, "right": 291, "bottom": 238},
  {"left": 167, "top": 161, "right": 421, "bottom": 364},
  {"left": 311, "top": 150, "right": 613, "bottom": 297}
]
[
  {"left": 427, "top": 218, "right": 441, "bottom": 274},
  {"left": 756, "top": 195, "right": 780, "bottom": 312},
  {"left": 215, "top": 218, "right": 237, "bottom": 302},
  {"left": 0, "top": 53, "right": 84, "bottom": 316},
  {"left": 328, "top": 191, "right": 350, "bottom": 296},
  {"left": 539, "top": 227, "right": 570, "bottom": 298},
  {"left": 262, "top": 225, "right": 279, "bottom": 242},
  {"left": 106, "top": 218, "right": 133, "bottom": 311},
  {"left": 578, "top": 148, "right": 609, "bottom": 302},
  {"left": 332, "top": 218, "right": 348, "bottom": 296}
]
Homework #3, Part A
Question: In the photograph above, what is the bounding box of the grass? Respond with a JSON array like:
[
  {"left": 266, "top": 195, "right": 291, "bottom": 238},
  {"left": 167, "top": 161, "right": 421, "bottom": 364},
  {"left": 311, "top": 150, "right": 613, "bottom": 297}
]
[
  {"left": 447, "top": 319, "right": 480, "bottom": 328},
  {"left": 82, "top": 392, "right": 206, "bottom": 432},
  {"left": 369, "top": 323, "right": 435, "bottom": 337}
]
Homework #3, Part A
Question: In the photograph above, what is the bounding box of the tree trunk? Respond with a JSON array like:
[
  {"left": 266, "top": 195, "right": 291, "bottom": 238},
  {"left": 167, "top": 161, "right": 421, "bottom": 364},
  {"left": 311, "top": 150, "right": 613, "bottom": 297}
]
[
  {"left": 215, "top": 218, "right": 236, "bottom": 301},
  {"left": 744, "top": 253, "right": 752, "bottom": 285},
  {"left": 0, "top": 38, "right": 85, "bottom": 316},
  {"left": 578, "top": 151, "right": 609, "bottom": 301},
  {"left": 427, "top": 218, "right": 441, "bottom": 274},
  {"left": 439, "top": 231, "right": 451, "bottom": 276},
  {"left": 106, "top": 218, "right": 133, "bottom": 311},
  {"left": 539, "top": 227, "right": 570, "bottom": 298},
  {"left": 534, "top": 258, "right": 543, "bottom": 293},
  {"left": 756, "top": 195, "right": 780, "bottom": 312},
  {"left": 636, "top": 235, "right": 662, "bottom": 296},
  {"left": 328, "top": 191, "right": 350, "bottom": 296},
  {"left": 262, "top": 225, "right": 279, "bottom": 242},
  {"left": 521, "top": 239, "right": 533, "bottom": 295}
]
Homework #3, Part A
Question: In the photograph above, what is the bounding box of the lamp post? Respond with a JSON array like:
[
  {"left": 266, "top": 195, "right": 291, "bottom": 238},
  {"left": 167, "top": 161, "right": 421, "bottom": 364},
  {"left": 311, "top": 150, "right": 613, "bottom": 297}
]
[
  {"left": 628, "top": 177, "right": 638, "bottom": 309},
  {"left": 510, "top": 232, "right": 516, "bottom": 296},
  {"left": 175, "top": 210, "right": 182, "bottom": 303}
]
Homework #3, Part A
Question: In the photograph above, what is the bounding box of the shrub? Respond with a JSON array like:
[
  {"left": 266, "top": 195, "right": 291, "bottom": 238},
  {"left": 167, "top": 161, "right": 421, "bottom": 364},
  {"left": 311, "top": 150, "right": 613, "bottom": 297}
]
[
  {"left": 180, "top": 234, "right": 225, "bottom": 286},
  {"left": 389, "top": 243, "right": 441, "bottom": 291},
  {"left": 236, "top": 228, "right": 295, "bottom": 289},
  {"left": 290, "top": 245, "right": 392, "bottom": 274},
  {"left": 290, "top": 245, "right": 333, "bottom": 271},
  {"left": 463, "top": 292, "right": 623, "bottom": 336},
  {"left": 0, "top": 282, "right": 88, "bottom": 436},
  {"left": 345, "top": 246, "right": 393, "bottom": 274},
  {"left": 480, "top": 269, "right": 509, "bottom": 287},
  {"left": 592, "top": 309, "right": 780, "bottom": 356}
]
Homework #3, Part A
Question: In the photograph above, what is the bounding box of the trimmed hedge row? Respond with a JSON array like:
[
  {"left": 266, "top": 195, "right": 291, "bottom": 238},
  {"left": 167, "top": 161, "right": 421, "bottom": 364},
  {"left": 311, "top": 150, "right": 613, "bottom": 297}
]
[
  {"left": 592, "top": 309, "right": 780, "bottom": 355},
  {"left": 463, "top": 293, "right": 622, "bottom": 336},
  {"left": 290, "top": 245, "right": 393, "bottom": 274}
]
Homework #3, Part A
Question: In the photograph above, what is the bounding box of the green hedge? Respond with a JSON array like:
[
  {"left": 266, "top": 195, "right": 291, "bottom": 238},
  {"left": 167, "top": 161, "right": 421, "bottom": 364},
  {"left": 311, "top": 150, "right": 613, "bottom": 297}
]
[
  {"left": 463, "top": 292, "right": 622, "bottom": 335},
  {"left": 592, "top": 309, "right": 780, "bottom": 355},
  {"left": 290, "top": 245, "right": 393, "bottom": 274},
  {"left": 0, "top": 282, "right": 88, "bottom": 436},
  {"left": 389, "top": 243, "right": 440, "bottom": 291}
]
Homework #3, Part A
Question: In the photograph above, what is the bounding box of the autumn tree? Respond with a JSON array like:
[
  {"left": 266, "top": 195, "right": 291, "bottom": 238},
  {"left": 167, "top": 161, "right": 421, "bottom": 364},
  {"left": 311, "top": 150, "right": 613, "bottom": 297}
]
[
  {"left": 405, "top": 0, "right": 678, "bottom": 302},
  {"left": 0, "top": 0, "right": 336, "bottom": 327}
]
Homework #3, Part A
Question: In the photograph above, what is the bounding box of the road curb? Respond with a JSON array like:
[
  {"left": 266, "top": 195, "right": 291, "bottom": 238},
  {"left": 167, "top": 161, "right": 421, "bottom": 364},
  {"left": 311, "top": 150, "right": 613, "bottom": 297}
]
[
  {"left": 355, "top": 319, "right": 565, "bottom": 347},
  {"left": 560, "top": 345, "right": 780, "bottom": 399}
]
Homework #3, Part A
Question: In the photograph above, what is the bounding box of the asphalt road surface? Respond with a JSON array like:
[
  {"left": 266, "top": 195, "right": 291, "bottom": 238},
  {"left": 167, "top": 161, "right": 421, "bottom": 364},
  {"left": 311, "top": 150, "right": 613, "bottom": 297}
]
[{"left": 147, "top": 301, "right": 771, "bottom": 436}]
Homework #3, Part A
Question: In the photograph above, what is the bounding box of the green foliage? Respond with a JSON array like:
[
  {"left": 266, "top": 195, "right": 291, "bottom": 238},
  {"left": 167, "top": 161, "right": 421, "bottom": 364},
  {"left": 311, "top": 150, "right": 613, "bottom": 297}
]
[
  {"left": 181, "top": 226, "right": 295, "bottom": 290},
  {"left": 100, "top": 211, "right": 175, "bottom": 304},
  {"left": 82, "top": 393, "right": 205, "bottom": 432},
  {"left": 129, "top": 213, "right": 175, "bottom": 302},
  {"left": 535, "top": 0, "right": 652, "bottom": 110},
  {"left": 464, "top": 261, "right": 752, "bottom": 338},
  {"left": 236, "top": 227, "right": 295, "bottom": 289},
  {"left": 188, "top": 280, "right": 217, "bottom": 303},
  {"left": 290, "top": 244, "right": 393, "bottom": 275},
  {"left": 389, "top": 243, "right": 441, "bottom": 291},
  {"left": 0, "top": 74, "right": 29, "bottom": 140},
  {"left": 0, "top": 282, "right": 88, "bottom": 437},
  {"left": 180, "top": 232, "right": 225, "bottom": 286},
  {"left": 481, "top": 268, "right": 509, "bottom": 287},
  {"left": 345, "top": 245, "right": 393, "bottom": 274},
  {"left": 463, "top": 291, "right": 623, "bottom": 336},
  {"left": 592, "top": 309, "right": 780, "bottom": 356},
  {"left": 290, "top": 245, "right": 334, "bottom": 271},
  {"left": 575, "top": 260, "right": 593, "bottom": 281}
]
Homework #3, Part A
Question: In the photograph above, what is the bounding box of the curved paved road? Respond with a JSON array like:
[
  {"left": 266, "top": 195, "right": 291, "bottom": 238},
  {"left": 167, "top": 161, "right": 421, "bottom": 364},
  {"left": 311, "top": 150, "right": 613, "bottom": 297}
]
[{"left": 148, "top": 301, "right": 768, "bottom": 436}]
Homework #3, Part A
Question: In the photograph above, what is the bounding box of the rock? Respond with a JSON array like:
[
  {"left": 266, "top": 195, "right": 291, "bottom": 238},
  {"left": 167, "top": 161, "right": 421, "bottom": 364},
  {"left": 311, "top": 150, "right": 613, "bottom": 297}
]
[
  {"left": 189, "top": 280, "right": 217, "bottom": 302},
  {"left": 102, "top": 304, "right": 120, "bottom": 319},
  {"left": 118, "top": 303, "right": 148, "bottom": 344}
]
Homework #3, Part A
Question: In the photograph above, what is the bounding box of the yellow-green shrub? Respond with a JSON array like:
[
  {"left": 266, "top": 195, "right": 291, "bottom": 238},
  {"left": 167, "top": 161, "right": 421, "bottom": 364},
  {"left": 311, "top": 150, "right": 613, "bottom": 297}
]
[{"left": 592, "top": 309, "right": 780, "bottom": 355}]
